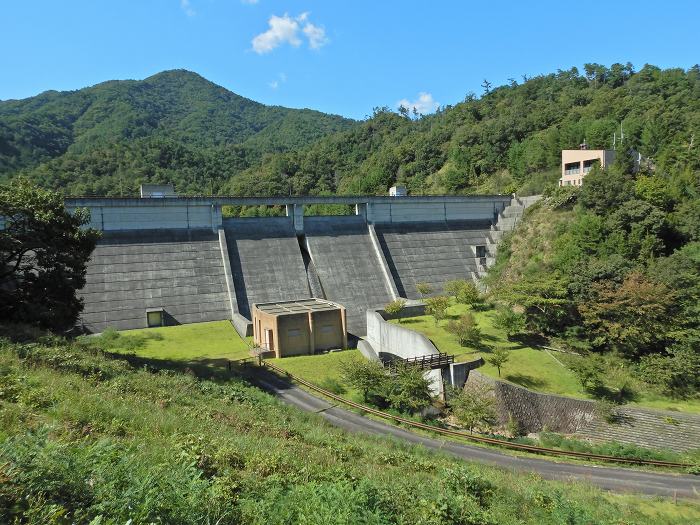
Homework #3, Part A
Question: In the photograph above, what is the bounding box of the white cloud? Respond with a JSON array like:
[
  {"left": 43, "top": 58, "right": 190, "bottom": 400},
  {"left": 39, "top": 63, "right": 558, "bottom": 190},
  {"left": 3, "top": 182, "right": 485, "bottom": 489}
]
[
  {"left": 268, "top": 72, "right": 287, "bottom": 90},
  {"left": 397, "top": 92, "right": 439, "bottom": 115},
  {"left": 251, "top": 13, "right": 329, "bottom": 54},
  {"left": 180, "top": 0, "right": 195, "bottom": 16},
  {"left": 252, "top": 14, "right": 302, "bottom": 53},
  {"left": 303, "top": 22, "right": 328, "bottom": 50}
]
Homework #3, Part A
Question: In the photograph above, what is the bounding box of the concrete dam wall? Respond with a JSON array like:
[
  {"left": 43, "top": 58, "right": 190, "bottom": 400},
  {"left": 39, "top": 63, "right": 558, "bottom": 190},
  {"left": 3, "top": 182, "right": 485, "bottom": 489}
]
[
  {"left": 304, "top": 216, "right": 395, "bottom": 336},
  {"left": 223, "top": 217, "right": 310, "bottom": 319},
  {"left": 70, "top": 194, "right": 519, "bottom": 336},
  {"left": 79, "top": 229, "right": 231, "bottom": 333},
  {"left": 375, "top": 220, "right": 496, "bottom": 299}
]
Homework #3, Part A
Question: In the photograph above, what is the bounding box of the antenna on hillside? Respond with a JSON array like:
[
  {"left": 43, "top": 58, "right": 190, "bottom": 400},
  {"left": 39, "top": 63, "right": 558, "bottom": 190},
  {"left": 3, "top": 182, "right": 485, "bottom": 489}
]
[{"left": 620, "top": 122, "right": 625, "bottom": 146}]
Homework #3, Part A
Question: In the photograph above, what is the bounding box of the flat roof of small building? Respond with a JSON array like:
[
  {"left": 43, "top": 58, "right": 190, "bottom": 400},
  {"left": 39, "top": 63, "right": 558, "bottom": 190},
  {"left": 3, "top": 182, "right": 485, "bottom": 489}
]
[{"left": 253, "top": 298, "right": 343, "bottom": 316}]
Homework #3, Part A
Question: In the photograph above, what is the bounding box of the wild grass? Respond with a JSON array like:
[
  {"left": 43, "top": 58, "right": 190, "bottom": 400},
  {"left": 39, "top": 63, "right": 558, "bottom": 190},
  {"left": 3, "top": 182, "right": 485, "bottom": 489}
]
[{"left": 1, "top": 332, "right": 698, "bottom": 524}]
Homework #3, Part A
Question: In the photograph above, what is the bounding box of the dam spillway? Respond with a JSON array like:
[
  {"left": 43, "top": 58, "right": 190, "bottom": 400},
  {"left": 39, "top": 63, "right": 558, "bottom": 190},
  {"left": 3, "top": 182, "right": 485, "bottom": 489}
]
[{"left": 68, "top": 194, "right": 529, "bottom": 338}]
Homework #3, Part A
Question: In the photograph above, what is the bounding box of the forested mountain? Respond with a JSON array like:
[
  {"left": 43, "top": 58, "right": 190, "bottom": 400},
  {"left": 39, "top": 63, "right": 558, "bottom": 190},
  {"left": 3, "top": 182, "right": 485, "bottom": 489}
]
[
  {"left": 230, "top": 63, "right": 699, "bottom": 197},
  {"left": 0, "top": 70, "right": 354, "bottom": 194},
  {"left": 1, "top": 64, "right": 698, "bottom": 199}
]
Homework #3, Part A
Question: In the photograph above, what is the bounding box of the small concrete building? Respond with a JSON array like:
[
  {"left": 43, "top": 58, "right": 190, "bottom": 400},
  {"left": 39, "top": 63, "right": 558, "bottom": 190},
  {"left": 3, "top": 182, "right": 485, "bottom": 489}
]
[
  {"left": 253, "top": 298, "right": 347, "bottom": 358},
  {"left": 140, "top": 184, "right": 177, "bottom": 198},
  {"left": 560, "top": 144, "right": 615, "bottom": 187},
  {"left": 389, "top": 185, "right": 407, "bottom": 197}
]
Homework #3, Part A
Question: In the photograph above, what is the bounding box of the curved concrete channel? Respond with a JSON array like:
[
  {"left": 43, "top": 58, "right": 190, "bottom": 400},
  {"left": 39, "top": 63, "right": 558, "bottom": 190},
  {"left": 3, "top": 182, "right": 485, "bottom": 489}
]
[{"left": 255, "top": 371, "right": 699, "bottom": 499}]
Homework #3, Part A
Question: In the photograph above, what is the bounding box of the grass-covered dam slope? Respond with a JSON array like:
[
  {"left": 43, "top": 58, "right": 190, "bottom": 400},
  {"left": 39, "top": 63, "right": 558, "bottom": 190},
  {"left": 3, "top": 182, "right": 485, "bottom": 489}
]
[{"left": 1, "top": 328, "right": 698, "bottom": 524}]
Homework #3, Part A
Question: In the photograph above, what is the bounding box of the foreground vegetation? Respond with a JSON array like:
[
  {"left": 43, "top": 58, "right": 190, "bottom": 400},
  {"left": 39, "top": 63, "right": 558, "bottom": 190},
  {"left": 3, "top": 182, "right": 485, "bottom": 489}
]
[{"left": 5, "top": 328, "right": 699, "bottom": 523}]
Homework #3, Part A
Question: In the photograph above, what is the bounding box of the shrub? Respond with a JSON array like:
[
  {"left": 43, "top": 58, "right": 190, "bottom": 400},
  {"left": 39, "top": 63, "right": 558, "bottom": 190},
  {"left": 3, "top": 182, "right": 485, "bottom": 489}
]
[
  {"left": 425, "top": 295, "right": 451, "bottom": 324},
  {"left": 446, "top": 313, "right": 482, "bottom": 347},
  {"left": 383, "top": 299, "right": 406, "bottom": 323}
]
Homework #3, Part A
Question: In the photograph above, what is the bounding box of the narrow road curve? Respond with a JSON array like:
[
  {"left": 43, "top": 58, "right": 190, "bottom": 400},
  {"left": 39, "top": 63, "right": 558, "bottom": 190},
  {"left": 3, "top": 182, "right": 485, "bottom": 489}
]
[{"left": 255, "top": 372, "right": 699, "bottom": 499}]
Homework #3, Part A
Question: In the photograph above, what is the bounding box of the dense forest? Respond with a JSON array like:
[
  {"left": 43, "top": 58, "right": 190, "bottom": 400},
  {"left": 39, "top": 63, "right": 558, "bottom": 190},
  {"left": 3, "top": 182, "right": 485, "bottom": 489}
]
[
  {"left": 230, "top": 63, "right": 699, "bottom": 197},
  {"left": 487, "top": 162, "right": 699, "bottom": 398},
  {"left": 1, "top": 64, "right": 698, "bottom": 198},
  {"left": 0, "top": 70, "right": 354, "bottom": 195}
]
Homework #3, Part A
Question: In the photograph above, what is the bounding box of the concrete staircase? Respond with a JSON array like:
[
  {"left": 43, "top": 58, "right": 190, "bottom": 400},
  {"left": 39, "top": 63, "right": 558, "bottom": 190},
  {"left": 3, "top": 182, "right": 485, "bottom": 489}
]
[{"left": 479, "top": 195, "right": 542, "bottom": 276}]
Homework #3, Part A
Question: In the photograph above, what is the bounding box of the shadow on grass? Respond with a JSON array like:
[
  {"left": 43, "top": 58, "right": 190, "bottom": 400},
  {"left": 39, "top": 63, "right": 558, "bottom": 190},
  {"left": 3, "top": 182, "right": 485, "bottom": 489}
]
[
  {"left": 396, "top": 318, "right": 422, "bottom": 325},
  {"left": 510, "top": 333, "right": 548, "bottom": 347},
  {"left": 589, "top": 384, "right": 639, "bottom": 404},
  {"left": 106, "top": 351, "right": 253, "bottom": 382},
  {"left": 505, "top": 373, "right": 547, "bottom": 389},
  {"left": 105, "top": 351, "right": 307, "bottom": 400}
]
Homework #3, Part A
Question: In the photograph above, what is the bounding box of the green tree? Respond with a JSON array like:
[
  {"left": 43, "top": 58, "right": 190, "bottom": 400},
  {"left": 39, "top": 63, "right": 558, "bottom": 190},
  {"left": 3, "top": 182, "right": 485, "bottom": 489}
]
[
  {"left": 492, "top": 307, "right": 526, "bottom": 339},
  {"left": 425, "top": 295, "right": 451, "bottom": 324},
  {"left": 444, "top": 279, "right": 481, "bottom": 306},
  {"left": 500, "top": 275, "right": 572, "bottom": 334},
  {"left": 384, "top": 299, "right": 407, "bottom": 323},
  {"left": 446, "top": 313, "right": 482, "bottom": 348},
  {"left": 451, "top": 382, "right": 497, "bottom": 433},
  {"left": 340, "top": 357, "right": 387, "bottom": 403},
  {"left": 0, "top": 179, "right": 100, "bottom": 330},
  {"left": 579, "top": 271, "right": 675, "bottom": 356},
  {"left": 569, "top": 356, "right": 605, "bottom": 390},
  {"left": 486, "top": 347, "right": 510, "bottom": 377},
  {"left": 384, "top": 362, "right": 433, "bottom": 414},
  {"left": 636, "top": 342, "right": 700, "bottom": 397}
]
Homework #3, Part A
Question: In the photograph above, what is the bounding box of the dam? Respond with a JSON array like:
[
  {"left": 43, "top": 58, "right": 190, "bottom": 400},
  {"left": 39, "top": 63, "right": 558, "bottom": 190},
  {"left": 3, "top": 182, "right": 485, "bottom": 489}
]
[{"left": 68, "top": 193, "right": 537, "bottom": 340}]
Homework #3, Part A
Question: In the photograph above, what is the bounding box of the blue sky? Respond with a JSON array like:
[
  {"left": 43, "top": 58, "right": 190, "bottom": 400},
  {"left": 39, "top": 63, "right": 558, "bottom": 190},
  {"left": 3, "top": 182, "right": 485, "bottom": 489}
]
[{"left": 1, "top": 0, "right": 699, "bottom": 119}]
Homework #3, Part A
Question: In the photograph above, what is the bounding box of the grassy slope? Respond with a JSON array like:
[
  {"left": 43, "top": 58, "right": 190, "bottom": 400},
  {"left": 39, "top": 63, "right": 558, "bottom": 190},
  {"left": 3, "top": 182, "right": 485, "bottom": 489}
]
[
  {"left": 270, "top": 349, "right": 363, "bottom": 399},
  {"left": 1, "top": 335, "right": 699, "bottom": 524},
  {"left": 109, "top": 317, "right": 700, "bottom": 413},
  {"left": 394, "top": 304, "right": 582, "bottom": 396}
]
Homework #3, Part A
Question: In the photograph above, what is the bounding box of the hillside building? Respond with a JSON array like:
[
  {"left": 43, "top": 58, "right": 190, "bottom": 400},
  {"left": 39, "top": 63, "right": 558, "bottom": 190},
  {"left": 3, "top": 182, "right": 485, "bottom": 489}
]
[
  {"left": 560, "top": 144, "right": 615, "bottom": 187},
  {"left": 252, "top": 298, "right": 347, "bottom": 358}
]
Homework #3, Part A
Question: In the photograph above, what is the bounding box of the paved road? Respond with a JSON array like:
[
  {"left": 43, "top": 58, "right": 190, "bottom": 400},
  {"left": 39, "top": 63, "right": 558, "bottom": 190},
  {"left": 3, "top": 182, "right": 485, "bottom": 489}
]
[{"left": 255, "top": 372, "right": 699, "bottom": 499}]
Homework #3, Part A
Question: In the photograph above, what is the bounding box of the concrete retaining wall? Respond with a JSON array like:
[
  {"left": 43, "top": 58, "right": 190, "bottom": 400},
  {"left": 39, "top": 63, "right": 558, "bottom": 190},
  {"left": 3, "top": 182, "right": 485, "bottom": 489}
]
[
  {"left": 466, "top": 370, "right": 595, "bottom": 434},
  {"left": 466, "top": 370, "right": 700, "bottom": 452},
  {"left": 365, "top": 311, "right": 439, "bottom": 360}
]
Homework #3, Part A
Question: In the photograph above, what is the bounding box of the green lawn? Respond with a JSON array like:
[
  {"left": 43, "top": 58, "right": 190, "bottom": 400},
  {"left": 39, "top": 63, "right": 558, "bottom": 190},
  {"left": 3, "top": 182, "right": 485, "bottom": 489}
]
[
  {"left": 102, "top": 321, "right": 252, "bottom": 362},
  {"left": 393, "top": 303, "right": 584, "bottom": 397},
  {"left": 395, "top": 302, "right": 700, "bottom": 413},
  {"left": 270, "top": 349, "right": 363, "bottom": 400}
]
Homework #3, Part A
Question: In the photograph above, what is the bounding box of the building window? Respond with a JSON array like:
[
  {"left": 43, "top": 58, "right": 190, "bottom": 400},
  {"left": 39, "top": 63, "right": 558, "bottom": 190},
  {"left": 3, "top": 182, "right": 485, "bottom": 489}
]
[
  {"left": 583, "top": 159, "right": 598, "bottom": 174},
  {"left": 475, "top": 245, "right": 487, "bottom": 258},
  {"left": 146, "top": 309, "right": 164, "bottom": 327},
  {"left": 564, "top": 162, "right": 580, "bottom": 175},
  {"left": 287, "top": 328, "right": 301, "bottom": 337},
  {"left": 320, "top": 324, "right": 334, "bottom": 334}
]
